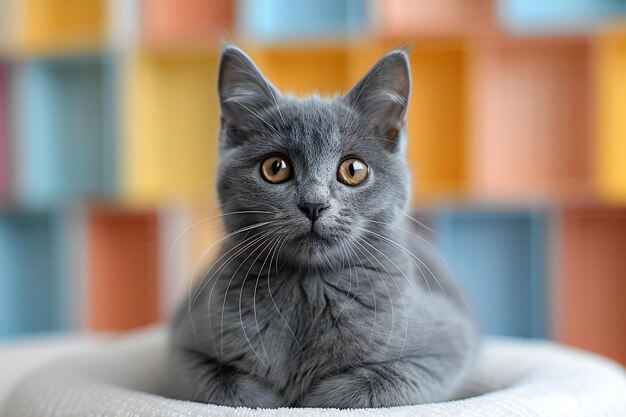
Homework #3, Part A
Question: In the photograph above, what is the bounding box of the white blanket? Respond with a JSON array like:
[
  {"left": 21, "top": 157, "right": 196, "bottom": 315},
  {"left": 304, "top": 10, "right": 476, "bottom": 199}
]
[{"left": 4, "top": 326, "right": 626, "bottom": 416}]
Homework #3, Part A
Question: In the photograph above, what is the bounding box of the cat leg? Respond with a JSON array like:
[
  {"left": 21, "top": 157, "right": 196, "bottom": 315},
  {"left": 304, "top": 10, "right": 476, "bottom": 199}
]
[
  {"left": 175, "top": 349, "right": 284, "bottom": 408},
  {"left": 297, "top": 356, "right": 466, "bottom": 408}
]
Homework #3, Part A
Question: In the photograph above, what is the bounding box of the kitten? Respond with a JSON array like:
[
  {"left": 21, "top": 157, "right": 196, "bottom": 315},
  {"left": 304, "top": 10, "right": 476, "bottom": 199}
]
[{"left": 171, "top": 45, "right": 479, "bottom": 408}]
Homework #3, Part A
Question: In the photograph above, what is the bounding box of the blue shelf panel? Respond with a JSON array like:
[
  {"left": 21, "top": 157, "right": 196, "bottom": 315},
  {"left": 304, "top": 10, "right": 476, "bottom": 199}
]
[
  {"left": 499, "top": 0, "right": 626, "bottom": 34},
  {"left": 16, "top": 54, "right": 116, "bottom": 206},
  {"left": 237, "top": 0, "right": 368, "bottom": 41},
  {"left": 436, "top": 208, "right": 547, "bottom": 338},
  {"left": 0, "top": 212, "right": 67, "bottom": 337}
]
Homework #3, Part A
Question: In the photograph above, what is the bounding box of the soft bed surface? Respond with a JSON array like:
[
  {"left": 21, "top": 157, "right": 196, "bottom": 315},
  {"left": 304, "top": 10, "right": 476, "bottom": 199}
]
[{"left": 3, "top": 326, "right": 626, "bottom": 417}]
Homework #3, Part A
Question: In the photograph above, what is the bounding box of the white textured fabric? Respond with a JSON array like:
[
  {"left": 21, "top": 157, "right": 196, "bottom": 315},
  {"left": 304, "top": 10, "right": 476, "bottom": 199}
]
[{"left": 3, "top": 326, "right": 626, "bottom": 417}]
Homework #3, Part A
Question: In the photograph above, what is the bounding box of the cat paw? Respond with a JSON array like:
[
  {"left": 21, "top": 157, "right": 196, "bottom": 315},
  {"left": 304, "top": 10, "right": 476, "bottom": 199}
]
[
  {"left": 194, "top": 375, "right": 284, "bottom": 408},
  {"left": 298, "top": 368, "right": 382, "bottom": 408}
]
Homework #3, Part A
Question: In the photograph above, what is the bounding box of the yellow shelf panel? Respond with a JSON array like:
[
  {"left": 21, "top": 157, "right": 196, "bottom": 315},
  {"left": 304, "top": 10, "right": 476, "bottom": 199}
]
[
  {"left": 123, "top": 50, "right": 220, "bottom": 204},
  {"left": 596, "top": 31, "right": 626, "bottom": 203}
]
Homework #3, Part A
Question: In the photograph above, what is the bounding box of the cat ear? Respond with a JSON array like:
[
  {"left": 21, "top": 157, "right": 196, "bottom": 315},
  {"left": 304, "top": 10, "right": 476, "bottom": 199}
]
[
  {"left": 344, "top": 50, "right": 410, "bottom": 151},
  {"left": 218, "top": 45, "right": 281, "bottom": 130}
]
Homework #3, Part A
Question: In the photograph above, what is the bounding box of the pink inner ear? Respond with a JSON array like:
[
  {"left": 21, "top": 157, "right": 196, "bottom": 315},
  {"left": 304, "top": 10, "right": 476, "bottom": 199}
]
[{"left": 385, "top": 126, "right": 400, "bottom": 140}]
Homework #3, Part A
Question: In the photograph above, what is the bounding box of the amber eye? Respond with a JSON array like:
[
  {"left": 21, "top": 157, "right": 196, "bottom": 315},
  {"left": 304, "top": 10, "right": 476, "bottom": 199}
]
[
  {"left": 337, "top": 157, "right": 368, "bottom": 186},
  {"left": 260, "top": 155, "right": 292, "bottom": 184}
]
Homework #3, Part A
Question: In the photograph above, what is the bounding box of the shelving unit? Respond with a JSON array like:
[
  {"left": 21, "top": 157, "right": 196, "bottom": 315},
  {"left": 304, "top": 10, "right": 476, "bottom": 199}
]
[
  {"left": 436, "top": 207, "right": 547, "bottom": 337},
  {"left": 15, "top": 54, "right": 116, "bottom": 206},
  {"left": 558, "top": 207, "right": 626, "bottom": 364},
  {"left": 0, "top": 0, "right": 622, "bottom": 365}
]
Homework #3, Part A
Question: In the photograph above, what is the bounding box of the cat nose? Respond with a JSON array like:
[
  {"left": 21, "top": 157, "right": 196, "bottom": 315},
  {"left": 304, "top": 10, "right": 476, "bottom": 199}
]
[{"left": 298, "top": 203, "right": 329, "bottom": 222}]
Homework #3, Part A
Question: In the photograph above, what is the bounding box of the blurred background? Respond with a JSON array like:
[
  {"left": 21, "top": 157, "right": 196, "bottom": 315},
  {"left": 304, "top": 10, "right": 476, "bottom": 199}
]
[{"left": 0, "top": 0, "right": 624, "bottom": 366}]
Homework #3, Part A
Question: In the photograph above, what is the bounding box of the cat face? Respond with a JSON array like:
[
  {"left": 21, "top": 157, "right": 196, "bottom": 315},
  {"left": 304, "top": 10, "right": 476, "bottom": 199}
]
[{"left": 216, "top": 46, "right": 411, "bottom": 268}]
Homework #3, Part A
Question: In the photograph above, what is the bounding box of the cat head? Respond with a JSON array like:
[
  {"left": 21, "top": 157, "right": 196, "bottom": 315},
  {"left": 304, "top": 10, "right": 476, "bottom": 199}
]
[{"left": 216, "top": 45, "right": 411, "bottom": 269}]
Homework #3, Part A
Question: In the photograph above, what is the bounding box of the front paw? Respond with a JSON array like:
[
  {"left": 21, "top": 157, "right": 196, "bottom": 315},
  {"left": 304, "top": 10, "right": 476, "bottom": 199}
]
[
  {"left": 193, "top": 375, "right": 283, "bottom": 408},
  {"left": 298, "top": 367, "right": 401, "bottom": 409}
]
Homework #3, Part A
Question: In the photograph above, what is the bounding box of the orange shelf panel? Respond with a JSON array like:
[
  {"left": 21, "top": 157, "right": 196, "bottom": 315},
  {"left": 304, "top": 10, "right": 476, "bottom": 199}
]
[
  {"left": 469, "top": 37, "right": 593, "bottom": 200},
  {"left": 21, "top": 0, "right": 107, "bottom": 52},
  {"left": 141, "top": 0, "right": 234, "bottom": 46},
  {"left": 87, "top": 208, "right": 160, "bottom": 331},
  {"left": 248, "top": 44, "right": 352, "bottom": 97},
  {"left": 596, "top": 30, "right": 626, "bottom": 203},
  {"left": 558, "top": 207, "right": 626, "bottom": 365},
  {"left": 380, "top": 0, "right": 497, "bottom": 38}
]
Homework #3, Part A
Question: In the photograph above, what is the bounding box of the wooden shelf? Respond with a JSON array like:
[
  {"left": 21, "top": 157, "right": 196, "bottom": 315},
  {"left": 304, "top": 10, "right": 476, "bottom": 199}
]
[{"left": 436, "top": 207, "right": 547, "bottom": 337}]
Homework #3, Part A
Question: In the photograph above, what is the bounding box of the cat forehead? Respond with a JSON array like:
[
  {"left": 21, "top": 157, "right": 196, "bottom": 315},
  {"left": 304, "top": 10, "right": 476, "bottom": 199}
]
[{"left": 273, "top": 97, "right": 358, "bottom": 142}]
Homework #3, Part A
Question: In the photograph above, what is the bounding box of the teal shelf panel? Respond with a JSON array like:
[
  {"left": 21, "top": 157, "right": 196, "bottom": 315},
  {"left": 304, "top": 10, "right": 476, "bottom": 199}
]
[
  {"left": 499, "top": 0, "right": 626, "bottom": 33},
  {"left": 0, "top": 211, "right": 67, "bottom": 337},
  {"left": 15, "top": 54, "right": 117, "bottom": 207},
  {"left": 237, "top": 0, "right": 368, "bottom": 40},
  {"left": 436, "top": 208, "right": 547, "bottom": 338}
]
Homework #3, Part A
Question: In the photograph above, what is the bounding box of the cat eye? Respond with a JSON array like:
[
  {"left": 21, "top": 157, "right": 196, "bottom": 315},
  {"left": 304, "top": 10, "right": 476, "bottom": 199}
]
[
  {"left": 337, "top": 157, "right": 368, "bottom": 186},
  {"left": 260, "top": 155, "right": 293, "bottom": 184}
]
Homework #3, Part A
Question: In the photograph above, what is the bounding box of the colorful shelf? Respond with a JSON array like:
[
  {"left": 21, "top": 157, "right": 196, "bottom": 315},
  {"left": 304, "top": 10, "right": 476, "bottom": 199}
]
[
  {"left": 558, "top": 207, "right": 626, "bottom": 364},
  {"left": 436, "top": 208, "right": 547, "bottom": 337},
  {"left": 15, "top": 54, "right": 116, "bottom": 206}
]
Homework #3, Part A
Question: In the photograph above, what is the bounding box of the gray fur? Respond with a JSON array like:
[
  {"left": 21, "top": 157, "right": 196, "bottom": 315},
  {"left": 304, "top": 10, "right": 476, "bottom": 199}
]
[{"left": 171, "top": 45, "right": 479, "bottom": 408}]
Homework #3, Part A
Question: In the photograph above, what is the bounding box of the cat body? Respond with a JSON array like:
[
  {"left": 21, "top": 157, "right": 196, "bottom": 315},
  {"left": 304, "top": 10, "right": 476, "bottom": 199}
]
[{"left": 172, "top": 46, "right": 478, "bottom": 408}]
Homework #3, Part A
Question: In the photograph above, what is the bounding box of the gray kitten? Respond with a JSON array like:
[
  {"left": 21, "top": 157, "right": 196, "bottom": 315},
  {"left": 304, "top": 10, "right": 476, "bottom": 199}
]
[{"left": 171, "top": 46, "right": 479, "bottom": 408}]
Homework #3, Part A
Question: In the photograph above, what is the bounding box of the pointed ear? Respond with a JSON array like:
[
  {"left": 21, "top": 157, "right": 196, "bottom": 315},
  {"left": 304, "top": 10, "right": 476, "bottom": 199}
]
[
  {"left": 344, "top": 50, "right": 410, "bottom": 151},
  {"left": 218, "top": 45, "right": 281, "bottom": 130}
]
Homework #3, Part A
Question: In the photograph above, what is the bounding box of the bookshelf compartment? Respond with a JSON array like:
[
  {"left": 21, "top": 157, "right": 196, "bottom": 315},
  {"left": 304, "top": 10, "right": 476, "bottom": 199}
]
[
  {"left": 86, "top": 208, "right": 160, "bottom": 331},
  {"left": 436, "top": 208, "right": 547, "bottom": 337},
  {"left": 558, "top": 207, "right": 626, "bottom": 364},
  {"left": 0, "top": 212, "right": 65, "bottom": 337},
  {"left": 469, "top": 37, "right": 592, "bottom": 199}
]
